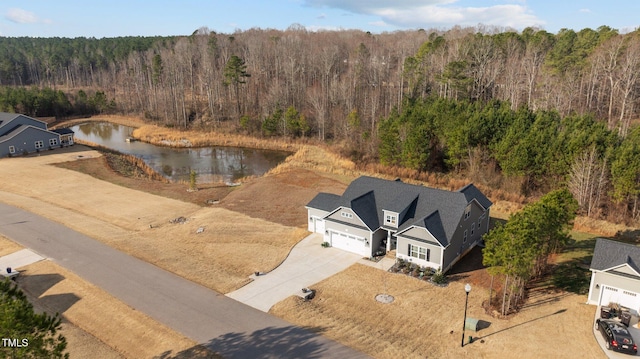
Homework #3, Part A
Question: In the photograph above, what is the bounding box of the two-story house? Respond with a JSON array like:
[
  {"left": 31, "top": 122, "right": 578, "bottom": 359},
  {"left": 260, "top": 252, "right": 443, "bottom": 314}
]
[
  {"left": 0, "top": 112, "right": 74, "bottom": 158},
  {"left": 306, "top": 176, "right": 492, "bottom": 273}
]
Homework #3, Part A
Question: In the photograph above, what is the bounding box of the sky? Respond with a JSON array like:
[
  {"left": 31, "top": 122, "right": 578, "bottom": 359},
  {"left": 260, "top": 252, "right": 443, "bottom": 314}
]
[{"left": 0, "top": 0, "right": 638, "bottom": 38}]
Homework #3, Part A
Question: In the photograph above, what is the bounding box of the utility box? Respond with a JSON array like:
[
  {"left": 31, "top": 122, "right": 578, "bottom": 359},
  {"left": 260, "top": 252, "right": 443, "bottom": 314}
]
[{"left": 465, "top": 317, "right": 479, "bottom": 331}]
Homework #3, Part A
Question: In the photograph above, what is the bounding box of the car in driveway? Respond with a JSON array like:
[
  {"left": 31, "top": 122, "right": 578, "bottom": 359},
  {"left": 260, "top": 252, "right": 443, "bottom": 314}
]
[{"left": 596, "top": 318, "right": 638, "bottom": 355}]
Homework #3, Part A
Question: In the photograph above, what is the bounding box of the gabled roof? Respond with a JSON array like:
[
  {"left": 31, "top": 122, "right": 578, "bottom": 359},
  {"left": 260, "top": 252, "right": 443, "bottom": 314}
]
[
  {"left": 590, "top": 238, "right": 640, "bottom": 274},
  {"left": 0, "top": 112, "right": 20, "bottom": 123},
  {"left": 306, "top": 193, "right": 341, "bottom": 212},
  {"left": 419, "top": 210, "right": 448, "bottom": 246},
  {"left": 0, "top": 112, "right": 47, "bottom": 136},
  {"left": 459, "top": 183, "right": 493, "bottom": 210},
  {"left": 350, "top": 190, "right": 379, "bottom": 230},
  {"left": 307, "top": 176, "right": 492, "bottom": 243},
  {"left": 51, "top": 128, "right": 74, "bottom": 135}
]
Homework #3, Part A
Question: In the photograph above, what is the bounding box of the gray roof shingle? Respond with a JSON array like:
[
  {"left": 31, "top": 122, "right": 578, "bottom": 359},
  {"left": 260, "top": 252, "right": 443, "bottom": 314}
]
[
  {"left": 306, "top": 193, "right": 341, "bottom": 212},
  {"left": 307, "top": 176, "right": 492, "bottom": 246},
  {"left": 51, "top": 128, "right": 74, "bottom": 135},
  {"left": 590, "top": 238, "right": 640, "bottom": 273}
]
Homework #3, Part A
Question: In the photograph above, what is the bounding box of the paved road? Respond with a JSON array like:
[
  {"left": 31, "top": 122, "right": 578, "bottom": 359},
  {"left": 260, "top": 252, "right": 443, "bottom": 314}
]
[{"left": 0, "top": 202, "right": 369, "bottom": 359}]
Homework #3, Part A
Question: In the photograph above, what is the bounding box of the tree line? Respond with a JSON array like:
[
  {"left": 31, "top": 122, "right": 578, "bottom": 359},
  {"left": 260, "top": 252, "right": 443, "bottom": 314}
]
[
  {"left": 377, "top": 96, "right": 640, "bottom": 222},
  {"left": 1, "top": 25, "right": 640, "bottom": 222},
  {"left": 0, "top": 86, "right": 115, "bottom": 118},
  {"left": 2, "top": 25, "right": 638, "bottom": 138}
]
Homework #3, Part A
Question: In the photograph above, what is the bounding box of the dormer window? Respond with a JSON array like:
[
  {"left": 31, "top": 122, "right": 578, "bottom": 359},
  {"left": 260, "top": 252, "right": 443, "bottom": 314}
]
[
  {"left": 341, "top": 211, "right": 353, "bottom": 219},
  {"left": 385, "top": 214, "right": 397, "bottom": 226},
  {"left": 383, "top": 210, "right": 398, "bottom": 227}
]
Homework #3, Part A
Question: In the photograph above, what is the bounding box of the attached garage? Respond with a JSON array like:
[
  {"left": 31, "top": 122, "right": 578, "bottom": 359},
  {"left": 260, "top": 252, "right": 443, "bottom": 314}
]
[
  {"left": 329, "top": 231, "right": 369, "bottom": 257},
  {"left": 311, "top": 216, "right": 325, "bottom": 234},
  {"left": 588, "top": 238, "right": 640, "bottom": 314},
  {"left": 599, "top": 286, "right": 640, "bottom": 312}
]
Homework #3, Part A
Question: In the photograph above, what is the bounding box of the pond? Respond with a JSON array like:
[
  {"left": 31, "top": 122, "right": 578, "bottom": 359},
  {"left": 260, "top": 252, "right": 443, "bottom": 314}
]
[{"left": 69, "top": 122, "right": 290, "bottom": 183}]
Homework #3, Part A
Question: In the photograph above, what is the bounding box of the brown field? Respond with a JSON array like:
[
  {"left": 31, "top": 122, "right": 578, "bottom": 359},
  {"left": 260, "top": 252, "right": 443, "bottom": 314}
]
[
  {"left": 0, "top": 148, "right": 305, "bottom": 294},
  {"left": 3, "top": 115, "right": 633, "bottom": 358},
  {"left": 270, "top": 263, "right": 603, "bottom": 359}
]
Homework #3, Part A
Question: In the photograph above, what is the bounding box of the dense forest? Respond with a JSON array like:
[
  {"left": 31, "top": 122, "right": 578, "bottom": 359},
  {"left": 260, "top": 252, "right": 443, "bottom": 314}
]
[{"left": 1, "top": 25, "right": 640, "bottom": 223}]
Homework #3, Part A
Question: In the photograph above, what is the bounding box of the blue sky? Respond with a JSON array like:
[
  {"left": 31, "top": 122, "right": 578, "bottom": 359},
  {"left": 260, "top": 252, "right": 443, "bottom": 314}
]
[{"left": 1, "top": 0, "right": 638, "bottom": 38}]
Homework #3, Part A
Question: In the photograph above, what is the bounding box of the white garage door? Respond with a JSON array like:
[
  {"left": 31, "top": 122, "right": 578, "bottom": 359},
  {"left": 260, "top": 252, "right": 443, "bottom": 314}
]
[
  {"left": 330, "top": 231, "right": 368, "bottom": 257},
  {"left": 601, "top": 286, "right": 640, "bottom": 312},
  {"left": 313, "top": 217, "right": 325, "bottom": 234}
]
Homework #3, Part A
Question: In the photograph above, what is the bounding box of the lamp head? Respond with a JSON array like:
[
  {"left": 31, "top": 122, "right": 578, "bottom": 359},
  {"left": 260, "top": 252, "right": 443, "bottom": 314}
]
[{"left": 465, "top": 283, "right": 471, "bottom": 293}]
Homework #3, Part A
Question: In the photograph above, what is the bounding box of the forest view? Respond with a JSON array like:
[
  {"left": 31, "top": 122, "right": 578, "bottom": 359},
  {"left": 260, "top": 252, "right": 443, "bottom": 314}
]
[{"left": 1, "top": 25, "right": 639, "bottom": 224}]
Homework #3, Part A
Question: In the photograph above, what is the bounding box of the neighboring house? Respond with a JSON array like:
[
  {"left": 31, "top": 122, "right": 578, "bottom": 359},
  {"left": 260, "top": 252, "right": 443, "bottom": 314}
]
[
  {"left": 306, "top": 176, "right": 492, "bottom": 273},
  {"left": 0, "top": 112, "right": 74, "bottom": 158},
  {"left": 588, "top": 238, "right": 640, "bottom": 314}
]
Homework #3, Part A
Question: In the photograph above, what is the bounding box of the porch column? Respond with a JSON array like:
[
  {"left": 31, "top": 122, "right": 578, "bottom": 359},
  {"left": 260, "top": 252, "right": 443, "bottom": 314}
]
[{"left": 386, "top": 231, "right": 391, "bottom": 252}]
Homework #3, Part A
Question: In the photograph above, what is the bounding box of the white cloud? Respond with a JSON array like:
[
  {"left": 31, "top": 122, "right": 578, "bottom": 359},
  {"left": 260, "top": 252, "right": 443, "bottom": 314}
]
[
  {"left": 369, "top": 20, "right": 390, "bottom": 27},
  {"left": 579, "top": 8, "right": 592, "bottom": 13},
  {"left": 317, "top": 13, "right": 327, "bottom": 19},
  {"left": 304, "top": 0, "right": 544, "bottom": 30},
  {"left": 6, "top": 8, "right": 39, "bottom": 24},
  {"left": 305, "top": 0, "right": 454, "bottom": 13}
]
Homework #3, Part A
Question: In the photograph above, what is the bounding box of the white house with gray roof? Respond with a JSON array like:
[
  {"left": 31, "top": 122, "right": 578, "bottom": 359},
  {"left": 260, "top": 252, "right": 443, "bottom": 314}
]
[
  {"left": 0, "top": 112, "right": 74, "bottom": 158},
  {"left": 306, "top": 176, "right": 492, "bottom": 273},
  {"left": 588, "top": 238, "right": 640, "bottom": 314}
]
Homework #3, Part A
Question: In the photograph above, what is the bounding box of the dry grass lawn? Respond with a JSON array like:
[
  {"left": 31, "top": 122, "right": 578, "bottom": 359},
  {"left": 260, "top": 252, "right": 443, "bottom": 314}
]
[
  {"left": 0, "top": 149, "right": 304, "bottom": 293},
  {"left": 3, "top": 117, "right": 627, "bottom": 359},
  {"left": 19, "top": 261, "right": 215, "bottom": 359},
  {"left": 0, "top": 233, "right": 22, "bottom": 257},
  {"left": 270, "top": 264, "right": 604, "bottom": 359},
  {"left": 0, "top": 235, "right": 215, "bottom": 359}
]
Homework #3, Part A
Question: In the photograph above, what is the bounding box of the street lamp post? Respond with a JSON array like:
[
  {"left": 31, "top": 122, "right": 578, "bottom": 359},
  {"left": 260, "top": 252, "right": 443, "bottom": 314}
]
[{"left": 461, "top": 283, "right": 472, "bottom": 347}]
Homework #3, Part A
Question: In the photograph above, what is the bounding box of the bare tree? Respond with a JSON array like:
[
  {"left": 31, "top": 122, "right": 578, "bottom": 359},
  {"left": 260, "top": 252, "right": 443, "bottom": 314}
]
[{"left": 568, "top": 147, "right": 608, "bottom": 217}]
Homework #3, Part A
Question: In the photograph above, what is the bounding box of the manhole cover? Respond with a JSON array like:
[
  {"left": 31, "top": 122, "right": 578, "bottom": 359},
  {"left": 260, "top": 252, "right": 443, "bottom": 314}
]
[{"left": 375, "top": 294, "right": 394, "bottom": 304}]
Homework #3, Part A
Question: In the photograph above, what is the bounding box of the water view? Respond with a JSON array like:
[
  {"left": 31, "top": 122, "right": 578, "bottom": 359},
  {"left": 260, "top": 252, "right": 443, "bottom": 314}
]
[{"left": 70, "top": 122, "right": 290, "bottom": 183}]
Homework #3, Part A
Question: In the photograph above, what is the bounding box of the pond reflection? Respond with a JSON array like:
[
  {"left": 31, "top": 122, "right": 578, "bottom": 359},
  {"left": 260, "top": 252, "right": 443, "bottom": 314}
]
[{"left": 70, "top": 122, "right": 290, "bottom": 183}]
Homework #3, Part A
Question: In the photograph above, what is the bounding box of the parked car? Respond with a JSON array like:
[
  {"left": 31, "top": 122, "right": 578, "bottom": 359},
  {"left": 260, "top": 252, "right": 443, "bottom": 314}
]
[{"left": 596, "top": 319, "right": 638, "bottom": 355}]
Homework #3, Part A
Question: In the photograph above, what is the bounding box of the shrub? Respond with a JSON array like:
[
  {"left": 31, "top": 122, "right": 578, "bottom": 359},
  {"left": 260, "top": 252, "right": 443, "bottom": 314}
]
[{"left": 431, "top": 268, "right": 447, "bottom": 285}]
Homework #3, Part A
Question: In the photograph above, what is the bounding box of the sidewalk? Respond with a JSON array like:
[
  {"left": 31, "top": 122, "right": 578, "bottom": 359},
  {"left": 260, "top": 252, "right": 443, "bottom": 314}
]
[{"left": 0, "top": 249, "right": 44, "bottom": 277}]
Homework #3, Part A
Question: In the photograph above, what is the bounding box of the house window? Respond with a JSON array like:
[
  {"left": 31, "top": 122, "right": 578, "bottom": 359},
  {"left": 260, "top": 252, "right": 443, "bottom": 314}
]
[
  {"left": 464, "top": 206, "right": 471, "bottom": 220},
  {"left": 385, "top": 214, "right": 397, "bottom": 226},
  {"left": 341, "top": 212, "right": 353, "bottom": 219},
  {"left": 409, "top": 244, "right": 429, "bottom": 261},
  {"left": 8, "top": 146, "right": 15, "bottom": 154},
  {"left": 463, "top": 230, "right": 468, "bottom": 243},
  {"left": 471, "top": 223, "right": 475, "bottom": 236},
  {"left": 49, "top": 138, "right": 58, "bottom": 146},
  {"left": 35, "top": 141, "right": 43, "bottom": 149}
]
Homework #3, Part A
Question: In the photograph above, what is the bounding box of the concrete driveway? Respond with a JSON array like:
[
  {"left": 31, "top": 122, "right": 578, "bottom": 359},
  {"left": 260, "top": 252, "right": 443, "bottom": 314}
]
[
  {"left": 0, "top": 203, "right": 369, "bottom": 359},
  {"left": 227, "top": 233, "right": 362, "bottom": 312},
  {"left": 593, "top": 306, "right": 640, "bottom": 358}
]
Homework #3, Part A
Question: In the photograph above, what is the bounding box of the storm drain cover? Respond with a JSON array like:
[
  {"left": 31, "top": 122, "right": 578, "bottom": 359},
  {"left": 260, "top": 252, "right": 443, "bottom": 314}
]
[{"left": 375, "top": 294, "right": 394, "bottom": 304}]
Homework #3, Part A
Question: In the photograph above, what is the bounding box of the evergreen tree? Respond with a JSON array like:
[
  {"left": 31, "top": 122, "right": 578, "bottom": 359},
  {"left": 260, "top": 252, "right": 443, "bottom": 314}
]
[{"left": 0, "top": 280, "right": 69, "bottom": 359}]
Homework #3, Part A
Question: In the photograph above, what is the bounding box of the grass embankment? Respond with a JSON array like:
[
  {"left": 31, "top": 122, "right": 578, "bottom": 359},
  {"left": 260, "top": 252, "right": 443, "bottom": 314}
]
[{"left": 132, "top": 124, "right": 300, "bottom": 152}]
